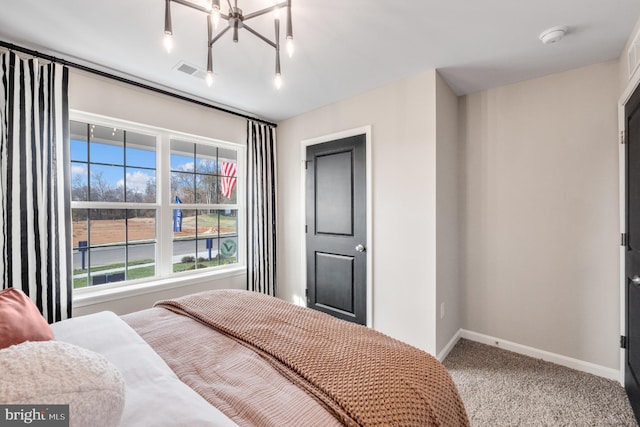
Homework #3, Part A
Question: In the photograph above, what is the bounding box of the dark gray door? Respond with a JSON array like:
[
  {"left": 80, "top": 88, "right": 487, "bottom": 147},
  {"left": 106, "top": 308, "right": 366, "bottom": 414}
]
[
  {"left": 306, "top": 134, "right": 366, "bottom": 325},
  {"left": 626, "top": 83, "right": 640, "bottom": 424}
]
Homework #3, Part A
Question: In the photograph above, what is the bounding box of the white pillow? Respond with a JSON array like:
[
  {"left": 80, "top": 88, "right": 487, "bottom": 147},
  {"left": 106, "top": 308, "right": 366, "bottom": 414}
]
[
  {"left": 53, "top": 311, "right": 238, "bottom": 427},
  {"left": 0, "top": 340, "right": 125, "bottom": 427}
]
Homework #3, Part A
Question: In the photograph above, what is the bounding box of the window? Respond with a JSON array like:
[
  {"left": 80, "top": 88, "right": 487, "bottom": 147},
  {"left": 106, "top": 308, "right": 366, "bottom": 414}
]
[
  {"left": 70, "top": 114, "right": 243, "bottom": 291},
  {"left": 170, "top": 139, "right": 239, "bottom": 273}
]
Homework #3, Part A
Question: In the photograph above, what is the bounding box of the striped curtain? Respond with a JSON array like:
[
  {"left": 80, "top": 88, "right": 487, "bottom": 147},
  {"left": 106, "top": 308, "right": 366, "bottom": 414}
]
[
  {"left": 0, "top": 51, "right": 71, "bottom": 322},
  {"left": 246, "top": 120, "right": 277, "bottom": 296}
]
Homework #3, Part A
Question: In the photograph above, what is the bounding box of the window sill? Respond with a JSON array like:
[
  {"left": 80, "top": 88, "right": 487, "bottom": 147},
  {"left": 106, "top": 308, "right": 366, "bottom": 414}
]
[{"left": 72, "top": 266, "right": 246, "bottom": 308}]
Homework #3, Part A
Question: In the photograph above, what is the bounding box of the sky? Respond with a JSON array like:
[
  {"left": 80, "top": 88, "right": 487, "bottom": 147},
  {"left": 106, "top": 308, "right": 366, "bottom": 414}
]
[
  {"left": 71, "top": 138, "right": 157, "bottom": 192},
  {"left": 70, "top": 138, "right": 230, "bottom": 194},
  {"left": 69, "top": 114, "right": 239, "bottom": 206}
]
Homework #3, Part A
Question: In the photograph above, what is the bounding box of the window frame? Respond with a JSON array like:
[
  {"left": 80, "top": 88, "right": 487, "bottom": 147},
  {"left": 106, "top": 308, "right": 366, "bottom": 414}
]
[{"left": 70, "top": 110, "right": 246, "bottom": 296}]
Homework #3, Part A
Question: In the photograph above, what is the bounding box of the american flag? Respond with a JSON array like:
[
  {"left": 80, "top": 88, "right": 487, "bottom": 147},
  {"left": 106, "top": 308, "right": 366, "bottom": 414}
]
[{"left": 220, "top": 161, "right": 237, "bottom": 200}]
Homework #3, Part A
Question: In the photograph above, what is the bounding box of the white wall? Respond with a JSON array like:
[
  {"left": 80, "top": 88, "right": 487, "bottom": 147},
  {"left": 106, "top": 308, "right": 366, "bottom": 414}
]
[
  {"left": 435, "top": 73, "right": 461, "bottom": 355},
  {"left": 459, "top": 60, "right": 620, "bottom": 369},
  {"left": 277, "top": 70, "right": 440, "bottom": 354},
  {"left": 68, "top": 69, "right": 247, "bottom": 316}
]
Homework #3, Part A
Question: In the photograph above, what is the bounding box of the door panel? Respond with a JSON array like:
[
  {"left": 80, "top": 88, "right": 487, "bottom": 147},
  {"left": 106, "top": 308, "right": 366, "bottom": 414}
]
[
  {"left": 315, "top": 252, "right": 354, "bottom": 314},
  {"left": 626, "top": 82, "right": 640, "bottom": 424},
  {"left": 315, "top": 150, "right": 353, "bottom": 236},
  {"left": 630, "top": 110, "right": 640, "bottom": 249},
  {"left": 306, "top": 134, "right": 366, "bottom": 325},
  {"left": 628, "top": 256, "right": 640, "bottom": 387}
]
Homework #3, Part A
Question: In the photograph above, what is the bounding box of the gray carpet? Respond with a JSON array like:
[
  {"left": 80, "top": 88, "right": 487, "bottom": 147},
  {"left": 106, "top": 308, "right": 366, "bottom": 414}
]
[{"left": 443, "top": 339, "right": 638, "bottom": 426}]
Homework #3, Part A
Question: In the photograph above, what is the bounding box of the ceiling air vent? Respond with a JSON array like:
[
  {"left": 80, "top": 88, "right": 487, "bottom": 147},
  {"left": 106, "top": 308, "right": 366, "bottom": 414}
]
[
  {"left": 174, "top": 61, "right": 208, "bottom": 80},
  {"left": 628, "top": 31, "right": 640, "bottom": 80}
]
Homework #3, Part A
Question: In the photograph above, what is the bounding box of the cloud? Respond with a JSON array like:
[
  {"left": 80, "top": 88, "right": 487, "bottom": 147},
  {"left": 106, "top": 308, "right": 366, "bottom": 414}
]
[
  {"left": 71, "top": 164, "right": 87, "bottom": 175},
  {"left": 117, "top": 171, "right": 153, "bottom": 193},
  {"left": 175, "top": 162, "right": 194, "bottom": 172}
]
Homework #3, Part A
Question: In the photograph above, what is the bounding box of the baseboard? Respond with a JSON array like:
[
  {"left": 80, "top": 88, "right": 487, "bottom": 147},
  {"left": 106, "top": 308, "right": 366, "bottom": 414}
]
[
  {"left": 459, "top": 329, "right": 620, "bottom": 381},
  {"left": 437, "top": 329, "right": 462, "bottom": 362}
]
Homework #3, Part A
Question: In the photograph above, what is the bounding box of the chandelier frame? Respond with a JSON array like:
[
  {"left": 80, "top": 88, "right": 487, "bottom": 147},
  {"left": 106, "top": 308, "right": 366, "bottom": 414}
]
[{"left": 164, "top": 0, "right": 293, "bottom": 88}]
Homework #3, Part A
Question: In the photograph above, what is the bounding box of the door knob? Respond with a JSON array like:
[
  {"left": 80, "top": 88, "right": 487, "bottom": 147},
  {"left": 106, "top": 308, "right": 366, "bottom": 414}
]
[
  {"left": 355, "top": 244, "right": 366, "bottom": 253},
  {"left": 633, "top": 275, "right": 640, "bottom": 285}
]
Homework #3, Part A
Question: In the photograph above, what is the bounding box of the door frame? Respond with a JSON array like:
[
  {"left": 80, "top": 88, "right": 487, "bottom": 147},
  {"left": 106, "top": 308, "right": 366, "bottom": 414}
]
[
  {"left": 619, "top": 67, "right": 640, "bottom": 386},
  {"left": 300, "top": 126, "right": 373, "bottom": 328}
]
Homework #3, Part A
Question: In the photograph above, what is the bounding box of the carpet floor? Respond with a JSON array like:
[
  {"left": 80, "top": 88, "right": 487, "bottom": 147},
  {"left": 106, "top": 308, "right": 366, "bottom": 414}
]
[{"left": 442, "top": 339, "right": 637, "bottom": 426}]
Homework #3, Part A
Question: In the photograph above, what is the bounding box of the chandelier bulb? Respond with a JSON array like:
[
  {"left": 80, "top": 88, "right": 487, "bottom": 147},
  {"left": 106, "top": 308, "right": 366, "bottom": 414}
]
[
  {"left": 286, "top": 37, "right": 294, "bottom": 58},
  {"left": 274, "top": 74, "right": 282, "bottom": 90},
  {"left": 212, "top": 7, "right": 220, "bottom": 30},
  {"left": 274, "top": 6, "right": 280, "bottom": 19},
  {"left": 164, "top": 33, "right": 174, "bottom": 53},
  {"left": 206, "top": 71, "right": 214, "bottom": 88}
]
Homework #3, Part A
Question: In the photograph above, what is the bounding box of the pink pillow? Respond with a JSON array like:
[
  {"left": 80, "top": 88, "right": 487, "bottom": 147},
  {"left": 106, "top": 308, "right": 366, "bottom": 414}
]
[{"left": 0, "top": 288, "right": 53, "bottom": 349}]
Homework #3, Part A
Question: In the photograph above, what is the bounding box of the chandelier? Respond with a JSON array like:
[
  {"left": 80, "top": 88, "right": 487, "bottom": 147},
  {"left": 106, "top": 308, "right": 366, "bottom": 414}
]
[{"left": 163, "top": 0, "right": 293, "bottom": 89}]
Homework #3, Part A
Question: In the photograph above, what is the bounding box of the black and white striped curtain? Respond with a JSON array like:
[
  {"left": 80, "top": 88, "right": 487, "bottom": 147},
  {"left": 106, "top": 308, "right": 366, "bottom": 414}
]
[
  {"left": 247, "top": 120, "right": 277, "bottom": 296},
  {"left": 0, "top": 51, "right": 71, "bottom": 322}
]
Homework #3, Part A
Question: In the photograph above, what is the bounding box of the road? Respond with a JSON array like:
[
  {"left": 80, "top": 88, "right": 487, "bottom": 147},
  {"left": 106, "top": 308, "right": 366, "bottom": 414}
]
[{"left": 73, "top": 237, "right": 237, "bottom": 270}]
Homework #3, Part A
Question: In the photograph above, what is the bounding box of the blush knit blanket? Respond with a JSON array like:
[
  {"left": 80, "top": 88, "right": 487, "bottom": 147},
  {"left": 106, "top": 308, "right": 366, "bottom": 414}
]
[{"left": 155, "top": 289, "right": 470, "bottom": 427}]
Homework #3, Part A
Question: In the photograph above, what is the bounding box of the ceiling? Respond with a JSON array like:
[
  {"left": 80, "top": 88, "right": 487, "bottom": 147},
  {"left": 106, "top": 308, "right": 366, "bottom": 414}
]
[{"left": 0, "top": 0, "right": 639, "bottom": 122}]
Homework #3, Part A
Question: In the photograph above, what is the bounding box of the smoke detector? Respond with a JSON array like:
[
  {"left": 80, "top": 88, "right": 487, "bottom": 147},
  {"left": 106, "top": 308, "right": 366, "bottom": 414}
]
[{"left": 539, "top": 26, "right": 568, "bottom": 44}]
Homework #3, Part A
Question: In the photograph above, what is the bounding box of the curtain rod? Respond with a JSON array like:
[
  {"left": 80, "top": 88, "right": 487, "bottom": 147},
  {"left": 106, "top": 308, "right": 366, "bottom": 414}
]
[{"left": 0, "top": 40, "right": 277, "bottom": 128}]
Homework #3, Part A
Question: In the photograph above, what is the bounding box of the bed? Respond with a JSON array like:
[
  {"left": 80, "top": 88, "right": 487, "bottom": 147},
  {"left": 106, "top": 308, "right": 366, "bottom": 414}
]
[{"left": 3, "top": 289, "right": 469, "bottom": 427}]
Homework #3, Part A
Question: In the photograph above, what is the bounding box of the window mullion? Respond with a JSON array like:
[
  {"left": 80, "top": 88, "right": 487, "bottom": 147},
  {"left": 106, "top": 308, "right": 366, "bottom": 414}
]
[{"left": 157, "top": 133, "right": 173, "bottom": 277}]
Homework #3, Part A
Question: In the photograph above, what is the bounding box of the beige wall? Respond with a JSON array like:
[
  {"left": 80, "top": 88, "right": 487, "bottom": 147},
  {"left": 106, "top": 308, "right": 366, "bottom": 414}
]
[
  {"left": 69, "top": 48, "right": 623, "bottom": 370},
  {"left": 277, "top": 70, "right": 440, "bottom": 354},
  {"left": 73, "top": 273, "right": 246, "bottom": 316},
  {"left": 435, "top": 73, "right": 461, "bottom": 355},
  {"left": 68, "top": 69, "right": 246, "bottom": 316},
  {"left": 459, "top": 60, "right": 620, "bottom": 369},
  {"left": 69, "top": 70, "right": 247, "bottom": 143}
]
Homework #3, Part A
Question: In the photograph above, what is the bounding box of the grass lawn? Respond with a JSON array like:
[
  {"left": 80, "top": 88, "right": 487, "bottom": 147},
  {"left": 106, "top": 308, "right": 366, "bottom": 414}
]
[{"left": 73, "top": 258, "right": 154, "bottom": 275}]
